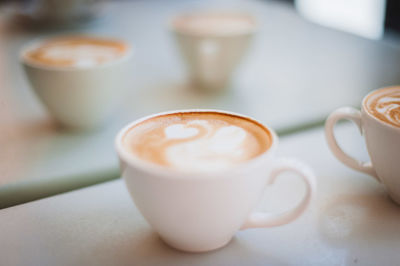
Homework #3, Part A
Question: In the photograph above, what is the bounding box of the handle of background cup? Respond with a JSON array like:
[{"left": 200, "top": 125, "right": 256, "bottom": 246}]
[
  {"left": 241, "top": 158, "right": 316, "bottom": 229},
  {"left": 324, "top": 107, "right": 379, "bottom": 181}
]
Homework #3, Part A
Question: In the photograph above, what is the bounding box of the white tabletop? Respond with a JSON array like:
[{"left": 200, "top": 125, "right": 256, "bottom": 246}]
[{"left": 1, "top": 123, "right": 399, "bottom": 266}]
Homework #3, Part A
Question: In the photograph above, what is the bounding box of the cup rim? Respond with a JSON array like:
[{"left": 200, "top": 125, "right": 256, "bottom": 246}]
[
  {"left": 19, "top": 34, "right": 133, "bottom": 71},
  {"left": 362, "top": 86, "right": 400, "bottom": 131},
  {"left": 115, "top": 109, "right": 278, "bottom": 179},
  {"left": 168, "top": 11, "right": 258, "bottom": 38}
]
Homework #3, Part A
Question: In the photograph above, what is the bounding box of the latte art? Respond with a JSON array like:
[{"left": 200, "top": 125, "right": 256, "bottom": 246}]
[
  {"left": 165, "top": 122, "right": 248, "bottom": 171},
  {"left": 24, "top": 36, "right": 129, "bottom": 68},
  {"left": 366, "top": 87, "right": 400, "bottom": 127},
  {"left": 123, "top": 112, "right": 271, "bottom": 172}
]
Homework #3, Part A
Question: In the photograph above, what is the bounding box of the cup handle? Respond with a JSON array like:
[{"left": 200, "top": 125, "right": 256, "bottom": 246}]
[
  {"left": 241, "top": 158, "right": 316, "bottom": 229},
  {"left": 324, "top": 107, "right": 379, "bottom": 181}
]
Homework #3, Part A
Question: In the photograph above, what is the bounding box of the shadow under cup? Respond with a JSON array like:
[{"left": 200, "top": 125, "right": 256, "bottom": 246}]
[{"left": 116, "top": 110, "right": 316, "bottom": 253}]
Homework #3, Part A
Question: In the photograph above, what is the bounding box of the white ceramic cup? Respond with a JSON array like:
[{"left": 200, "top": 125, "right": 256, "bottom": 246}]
[
  {"left": 170, "top": 13, "right": 256, "bottom": 91},
  {"left": 20, "top": 36, "right": 132, "bottom": 130},
  {"left": 325, "top": 87, "right": 400, "bottom": 204},
  {"left": 115, "top": 109, "right": 316, "bottom": 252}
]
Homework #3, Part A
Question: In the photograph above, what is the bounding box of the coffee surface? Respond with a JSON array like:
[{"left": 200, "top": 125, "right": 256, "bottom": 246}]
[
  {"left": 366, "top": 87, "right": 400, "bottom": 127},
  {"left": 173, "top": 13, "right": 255, "bottom": 35},
  {"left": 123, "top": 112, "right": 272, "bottom": 172},
  {"left": 24, "top": 36, "right": 128, "bottom": 67}
]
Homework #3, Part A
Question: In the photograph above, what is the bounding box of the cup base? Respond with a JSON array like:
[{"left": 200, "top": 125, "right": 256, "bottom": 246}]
[
  {"left": 191, "top": 79, "right": 231, "bottom": 92},
  {"left": 55, "top": 119, "right": 108, "bottom": 132},
  {"left": 160, "top": 235, "right": 232, "bottom": 253},
  {"left": 388, "top": 193, "right": 400, "bottom": 206}
]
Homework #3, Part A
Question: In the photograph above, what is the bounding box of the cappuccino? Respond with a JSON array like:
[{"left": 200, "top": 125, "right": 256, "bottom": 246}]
[
  {"left": 117, "top": 110, "right": 316, "bottom": 252},
  {"left": 172, "top": 13, "right": 256, "bottom": 36},
  {"left": 365, "top": 86, "right": 400, "bottom": 127},
  {"left": 23, "top": 36, "right": 129, "bottom": 68},
  {"left": 122, "top": 112, "right": 271, "bottom": 172}
]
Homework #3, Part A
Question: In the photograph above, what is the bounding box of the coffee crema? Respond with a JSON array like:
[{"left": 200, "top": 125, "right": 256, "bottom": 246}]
[
  {"left": 365, "top": 87, "right": 400, "bottom": 127},
  {"left": 172, "top": 13, "right": 256, "bottom": 36},
  {"left": 24, "top": 36, "right": 129, "bottom": 68},
  {"left": 123, "top": 112, "right": 272, "bottom": 172}
]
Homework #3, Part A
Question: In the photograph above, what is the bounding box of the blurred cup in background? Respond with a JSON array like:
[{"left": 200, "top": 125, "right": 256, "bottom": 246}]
[
  {"left": 170, "top": 12, "right": 256, "bottom": 91},
  {"left": 20, "top": 35, "right": 132, "bottom": 131},
  {"left": 3, "top": 0, "right": 107, "bottom": 28}
]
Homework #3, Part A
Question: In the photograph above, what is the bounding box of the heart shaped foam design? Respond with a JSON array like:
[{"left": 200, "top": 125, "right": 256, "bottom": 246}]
[
  {"left": 165, "top": 123, "right": 248, "bottom": 171},
  {"left": 164, "top": 124, "right": 199, "bottom": 139},
  {"left": 209, "top": 126, "right": 246, "bottom": 154}
]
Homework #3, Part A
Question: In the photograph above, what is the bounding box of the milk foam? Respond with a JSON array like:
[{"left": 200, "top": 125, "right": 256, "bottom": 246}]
[
  {"left": 165, "top": 122, "right": 247, "bottom": 171},
  {"left": 367, "top": 87, "right": 400, "bottom": 127},
  {"left": 40, "top": 44, "right": 120, "bottom": 67},
  {"left": 25, "top": 37, "right": 128, "bottom": 67},
  {"left": 165, "top": 123, "right": 200, "bottom": 139},
  {"left": 123, "top": 113, "right": 271, "bottom": 172}
]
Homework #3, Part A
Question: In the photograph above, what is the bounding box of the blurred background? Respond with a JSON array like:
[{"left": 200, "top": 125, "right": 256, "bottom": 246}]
[{"left": 1, "top": 0, "right": 400, "bottom": 208}]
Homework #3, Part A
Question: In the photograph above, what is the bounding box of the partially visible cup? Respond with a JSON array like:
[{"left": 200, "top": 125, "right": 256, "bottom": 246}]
[
  {"left": 170, "top": 12, "right": 256, "bottom": 91},
  {"left": 325, "top": 86, "right": 400, "bottom": 204},
  {"left": 20, "top": 35, "right": 132, "bottom": 130}
]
